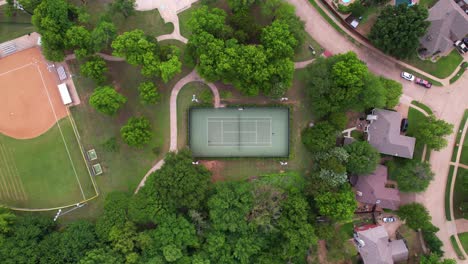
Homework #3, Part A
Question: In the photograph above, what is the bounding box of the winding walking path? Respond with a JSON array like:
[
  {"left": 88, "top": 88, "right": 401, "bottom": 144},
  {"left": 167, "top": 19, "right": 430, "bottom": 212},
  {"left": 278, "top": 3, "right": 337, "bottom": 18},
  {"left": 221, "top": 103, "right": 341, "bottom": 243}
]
[{"left": 134, "top": 70, "right": 221, "bottom": 193}]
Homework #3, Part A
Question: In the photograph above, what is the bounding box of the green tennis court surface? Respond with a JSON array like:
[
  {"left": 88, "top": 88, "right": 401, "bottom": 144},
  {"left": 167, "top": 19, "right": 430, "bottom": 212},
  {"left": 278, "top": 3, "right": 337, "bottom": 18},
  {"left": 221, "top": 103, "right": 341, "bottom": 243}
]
[{"left": 189, "top": 107, "right": 289, "bottom": 157}]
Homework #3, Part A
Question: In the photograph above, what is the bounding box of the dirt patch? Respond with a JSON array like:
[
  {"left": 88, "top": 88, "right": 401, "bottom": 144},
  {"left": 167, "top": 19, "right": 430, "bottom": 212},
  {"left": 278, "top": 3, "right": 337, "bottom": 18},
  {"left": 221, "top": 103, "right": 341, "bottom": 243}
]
[
  {"left": 201, "top": 160, "right": 225, "bottom": 182},
  {"left": 0, "top": 48, "right": 67, "bottom": 139},
  {"left": 317, "top": 240, "right": 330, "bottom": 264}
]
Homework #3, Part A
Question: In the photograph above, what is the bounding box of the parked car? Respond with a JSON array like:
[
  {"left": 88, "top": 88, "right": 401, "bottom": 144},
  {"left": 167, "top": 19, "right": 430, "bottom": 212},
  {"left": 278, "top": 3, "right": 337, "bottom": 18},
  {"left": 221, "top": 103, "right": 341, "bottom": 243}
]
[
  {"left": 454, "top": 40, "right": 468, "bottom": 53},
  {"left": 383, "top": 216, "right": 396, "bottom": 223},
  {"left": 415, "top": 77, "right": 432, "bottom": 88},
  {"left": 401, "top": 71, "right": 415, "bottom": 81},
  {"left": 400, "top": 118, "right": 408, "bottom": 132},
  {"left": 463, "top": 37, "right": 468, "bottom": 46}
]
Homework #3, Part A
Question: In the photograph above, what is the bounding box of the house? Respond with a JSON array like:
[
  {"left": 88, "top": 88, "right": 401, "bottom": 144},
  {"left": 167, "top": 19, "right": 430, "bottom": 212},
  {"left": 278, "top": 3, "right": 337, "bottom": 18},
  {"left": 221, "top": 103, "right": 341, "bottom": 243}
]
[
  {"left": 366, "top": 109, "right": 416, "bottom": 159},
  {"left": 352, "top": 165, "right": 401, "bottom": 210},
  {"left": 354, "top": 225, "right": 408, "bottom": 264},
  {"left": 419, "top": 0, "right": 468, "bottom": 57}
]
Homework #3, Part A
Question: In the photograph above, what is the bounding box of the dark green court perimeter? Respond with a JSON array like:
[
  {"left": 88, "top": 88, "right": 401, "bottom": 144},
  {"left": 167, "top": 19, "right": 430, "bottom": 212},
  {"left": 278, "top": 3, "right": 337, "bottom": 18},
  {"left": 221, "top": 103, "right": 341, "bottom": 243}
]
[{"left": 189, "top": 107, "right": 289, "bottom": 157}]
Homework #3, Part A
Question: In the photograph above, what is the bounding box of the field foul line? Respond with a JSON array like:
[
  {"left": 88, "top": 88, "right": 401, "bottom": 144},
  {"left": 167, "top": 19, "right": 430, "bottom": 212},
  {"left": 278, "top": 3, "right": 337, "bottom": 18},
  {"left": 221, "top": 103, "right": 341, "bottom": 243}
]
[
  {"left": 0, "top": 143, "right": 23, "bottom": 200},
  {"left": 35, "top": 64, "right": 86, "bottom": 200},
  {"left": 0, "top": 63, "right": 34, "bottom": 77}
]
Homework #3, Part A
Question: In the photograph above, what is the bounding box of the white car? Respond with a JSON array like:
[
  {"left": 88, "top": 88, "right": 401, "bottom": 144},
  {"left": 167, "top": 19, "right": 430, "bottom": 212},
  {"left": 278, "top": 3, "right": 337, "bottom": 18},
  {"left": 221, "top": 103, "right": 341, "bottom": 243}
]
[{"left": 401, "top": 72, "right": 415, "bottom": 81}]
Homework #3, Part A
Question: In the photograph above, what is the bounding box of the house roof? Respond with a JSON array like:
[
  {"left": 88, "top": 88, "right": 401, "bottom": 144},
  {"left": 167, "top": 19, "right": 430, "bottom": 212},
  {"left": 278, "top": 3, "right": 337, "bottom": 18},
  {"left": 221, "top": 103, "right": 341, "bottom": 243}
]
[
  {"left": 420, "top": 0, "right": 468, "bottom": 55},
  {"left": 356, "top": 225, "right": 408, "bottom": 264},
  {"left": 367, "top": 109, "right": 416, "bottom": 159},
  {"left": 354, "top": 165, "right": 401, "bottom": 210}
]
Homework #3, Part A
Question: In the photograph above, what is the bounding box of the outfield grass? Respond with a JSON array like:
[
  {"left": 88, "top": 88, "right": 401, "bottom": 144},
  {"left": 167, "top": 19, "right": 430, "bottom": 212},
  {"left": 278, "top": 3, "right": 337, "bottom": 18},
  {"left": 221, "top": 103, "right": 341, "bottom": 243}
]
[
  {"left": 450, "top": 235, "right": 466, "bottom": 260},
  {"left": 453, "top": 168, "right": 468, "bottom": 219},
  {"left": 177, "top": 82, "right": 212, "bottom": 149},
  {"left": 0, "top": 7, "right": 35, "bottom": 43},
  {"left": 405, "top": 50, "right": 463, "bottom": 79},
  {"left": 0, "top": 117, "right": 95, "bottom": 209},
  {"left": 460, "top": 232, "right": 468, "bottom": 254},
  {"left": 445, "top": 166, "right": 455, "bottom": 220}
]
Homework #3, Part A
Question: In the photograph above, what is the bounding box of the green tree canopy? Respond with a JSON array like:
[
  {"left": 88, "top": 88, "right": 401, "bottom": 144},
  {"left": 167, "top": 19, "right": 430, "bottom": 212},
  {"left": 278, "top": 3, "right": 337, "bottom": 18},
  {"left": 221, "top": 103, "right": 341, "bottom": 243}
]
[
  {"left": 302, "top": 121, "right": 338, "bottom": 153},
  {"left": 369, "top": 4, "right": 429, "bottom": 58},
  {"left": 138, "top": 81, "right": 159, "bottom": 104},
  {"left": 91, "top": 21, "right": 117, "bottom": 52},
  {"left": 314, "top": 147, "right": 349, "bottom": 187},
  {"left": 420, "top": 253, "right": 456, "bottom": 264},
  {"left": 397, "top": 203, "right": 435, "bottom": 231},
  {"left": 395, "top": 160, "right": 434, "bottom": 192},
  {"left": 379, "top": 77, "right": 403, "bottom": 108},
  {"left": 344, "top": 141, "right": 380, "bottom": 175},
  {"left": 120, "top": 116, "right": 152, "bottom": 148},
  {"left": 80, "top": 56, "right": 108, "bottom": 84},
  {"left": 89, "top": 86, "right": 127, "bottom": 115},
  {"left": 65, "top": 25, "right": 92, "bottom": 59},
  {"left": 110, "top": 0, "right": 136, "bottom": 18},
  {"left": 314, "top": 184, "right": 357, "bottom": 222},
  {"left": 415, "top": 115, "right": 453, "bottom": 151},
  {"left": 112, "top": 30, "right": 157, "bottom": 65}
]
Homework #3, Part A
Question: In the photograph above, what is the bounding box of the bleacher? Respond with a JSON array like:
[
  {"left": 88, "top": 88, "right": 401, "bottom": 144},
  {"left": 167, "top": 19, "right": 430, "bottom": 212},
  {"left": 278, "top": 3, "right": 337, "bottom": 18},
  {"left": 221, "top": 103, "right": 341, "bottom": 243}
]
[{"left": 0, "top": 42, "right": 17, "bottom": 58}]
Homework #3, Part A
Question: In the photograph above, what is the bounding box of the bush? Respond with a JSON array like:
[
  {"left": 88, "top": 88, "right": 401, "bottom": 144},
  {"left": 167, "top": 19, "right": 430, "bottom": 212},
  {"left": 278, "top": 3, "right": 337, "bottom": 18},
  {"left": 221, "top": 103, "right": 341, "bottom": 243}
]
[
  {"left": 138, "top": 81, "right": 160, "bottom": 104},
  {"left": 302, "top": 122, "right": 339, "bottom": 153},
  {"left": 328, "top": 112, "right": 348, "bottom": 131},
  {"left": 200, "top": 90, "right": 213, "bottom": 105},
  {"left": 349, "top": 1, "right": 365, "bottom": 17},
  {"left": 337, "top": 4, "right": 350, "bottom": 13},
  {"left": 102, "top": 137, "right": 119, "bottom": 152}
]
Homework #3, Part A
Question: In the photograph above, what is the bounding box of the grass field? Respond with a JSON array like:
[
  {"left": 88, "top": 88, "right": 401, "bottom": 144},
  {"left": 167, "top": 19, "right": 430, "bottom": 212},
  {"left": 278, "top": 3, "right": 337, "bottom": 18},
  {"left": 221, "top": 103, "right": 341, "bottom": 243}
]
[
  {"left": 451, "top": 110, "right": 468, "bottom": 163},
  {"left": 407, "top": 106, "right": 430, "bottom": 161},
  {"left": 450, "top": 235, "right": 466, "bottom": 260},
  {"left": 0, "top": 117, "right": 96, "bottom": 209},
  {"left": 405, "top": 50, "right": 463, "bottom": 79},
  {"left": 177, "top": 82, "right": 212, "bottom": 149},
  {"left": 0, "top": 7, "right": 35, "bottom": 43},
  {"left": 445, "top": 166, "right": 455, "bottom": 220},
  {"left": 453, "top": 168, "right": 468, "bottom": 219},
  {"left": 460, "top": 232, "right": 468, "bottom": 254}
]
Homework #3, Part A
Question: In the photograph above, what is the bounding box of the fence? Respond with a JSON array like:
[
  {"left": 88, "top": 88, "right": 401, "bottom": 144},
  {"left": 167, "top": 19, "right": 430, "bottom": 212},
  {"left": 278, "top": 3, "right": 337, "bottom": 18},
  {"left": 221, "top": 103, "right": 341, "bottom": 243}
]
[{"left": 0, "top": 32, "right": 39, "bottom": 58}]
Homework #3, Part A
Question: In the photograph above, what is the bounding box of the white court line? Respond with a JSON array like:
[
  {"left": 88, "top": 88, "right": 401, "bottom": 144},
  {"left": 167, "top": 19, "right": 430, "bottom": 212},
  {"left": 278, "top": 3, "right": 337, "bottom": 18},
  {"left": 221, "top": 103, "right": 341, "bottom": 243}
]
[
  {"left": 0, "top": 63, "right": 34, "bottom": 77},
  {"left": 35, "top": 64, "right": 86, "bottom": 200}
]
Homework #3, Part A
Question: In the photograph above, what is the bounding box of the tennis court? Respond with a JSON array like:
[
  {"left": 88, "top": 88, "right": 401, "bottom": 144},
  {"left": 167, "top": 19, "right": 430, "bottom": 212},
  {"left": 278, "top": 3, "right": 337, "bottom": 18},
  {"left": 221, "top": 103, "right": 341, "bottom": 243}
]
[{"left": 189, "top": 107, "right": 289, "bottom": 157}]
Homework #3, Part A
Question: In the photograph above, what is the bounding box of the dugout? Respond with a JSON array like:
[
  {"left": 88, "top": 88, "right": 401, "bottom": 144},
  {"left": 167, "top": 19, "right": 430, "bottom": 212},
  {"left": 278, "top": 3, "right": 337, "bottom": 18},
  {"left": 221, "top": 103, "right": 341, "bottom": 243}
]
[{"left": 57, "top": 83, "right": 72, "bottom": 105}]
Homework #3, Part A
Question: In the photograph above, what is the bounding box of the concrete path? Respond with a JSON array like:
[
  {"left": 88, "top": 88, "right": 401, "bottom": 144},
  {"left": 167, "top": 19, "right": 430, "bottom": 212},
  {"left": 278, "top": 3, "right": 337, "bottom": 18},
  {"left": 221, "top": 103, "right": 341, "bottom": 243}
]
[
  {"left": 294, "top": 59, "right": 315, "bottom": 69},
  {"left": 135, "top": 70, "right": 221, "bottom": 193},
  {"left": 286, "top": 0, "right": 468, "bottom": 260},
  {"left": 0, "top": 0, "right": 6, "bottom": 6},
  {"left": 455, "top": 219, "right": 468, "bottom": 234},
  {"left": 135, "top": 0, "right": 196, "bottom": 44}
]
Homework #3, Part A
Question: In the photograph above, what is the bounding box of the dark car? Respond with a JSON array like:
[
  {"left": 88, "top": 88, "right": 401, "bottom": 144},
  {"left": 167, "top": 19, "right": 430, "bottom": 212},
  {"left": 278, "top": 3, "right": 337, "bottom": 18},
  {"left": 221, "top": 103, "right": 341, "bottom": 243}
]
[
  {"left": 415, "top": 78, "right": 432, "bottom": 88},
  {"left": 401, "top": 118, "right": 408, "bottom": 132}
]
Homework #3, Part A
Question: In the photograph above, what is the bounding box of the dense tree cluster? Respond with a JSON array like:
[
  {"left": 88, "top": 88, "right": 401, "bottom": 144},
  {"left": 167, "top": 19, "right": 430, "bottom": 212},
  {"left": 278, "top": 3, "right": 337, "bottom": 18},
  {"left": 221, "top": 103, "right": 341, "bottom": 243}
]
[
  {"left": 369, "top": 4, "right": 429, "bottom": 59},
  {"left": 344, "top": 141, "right": 380, "bottom": 175},
  {"left": 187, "top": 2, "right": 304, "bottom": 97},
  {"left": 394, "top": 160, "right": 434, "bottom": 193},
  {"left": 305, "top": 52, "right": 402, "bottom": 118},
  {"left": 414, "top": 115, "right": 453, "bottom": 151},
  {"left": 0, "top": 151, "right": 323, "bottom": 263}
]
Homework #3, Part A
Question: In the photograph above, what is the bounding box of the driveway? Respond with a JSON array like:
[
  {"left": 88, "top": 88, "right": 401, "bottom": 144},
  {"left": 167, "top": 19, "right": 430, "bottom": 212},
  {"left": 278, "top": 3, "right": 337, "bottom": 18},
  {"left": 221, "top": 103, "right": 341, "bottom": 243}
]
[{"left": 286, "top": 0, "right": 468, "bottom": 260}]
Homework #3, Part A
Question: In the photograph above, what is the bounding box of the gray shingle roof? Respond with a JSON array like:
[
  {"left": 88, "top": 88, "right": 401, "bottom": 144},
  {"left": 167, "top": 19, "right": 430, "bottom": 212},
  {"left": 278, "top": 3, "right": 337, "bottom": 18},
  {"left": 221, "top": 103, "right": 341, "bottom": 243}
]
[
  {"left": 367, "top": 109, "right": 416, "bottom": 159},
  {"left": 356, "top": 225, "right": 408, "bottom": 264},
  {"left": 420, "top": 0, "right": 468, "bottom": 55},
  {"left": 354, "top": 165, "right": 401, "bottom": 210}
]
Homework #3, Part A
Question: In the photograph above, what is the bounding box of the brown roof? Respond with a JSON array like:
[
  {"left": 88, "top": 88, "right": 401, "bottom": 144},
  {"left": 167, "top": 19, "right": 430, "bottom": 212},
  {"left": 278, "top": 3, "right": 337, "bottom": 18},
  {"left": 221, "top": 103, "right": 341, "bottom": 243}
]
[
  {"left": 356, "top": 225, "right": 408, "bottom": 264},
  {"left": 420, "top": 0, "right": 468, "bottom": 55},
  {"left": 367, "top": 109, "right": 416, "bottom": 159},
  {"left": 354, "top": 165, "right": 401, "bottom": 210}
]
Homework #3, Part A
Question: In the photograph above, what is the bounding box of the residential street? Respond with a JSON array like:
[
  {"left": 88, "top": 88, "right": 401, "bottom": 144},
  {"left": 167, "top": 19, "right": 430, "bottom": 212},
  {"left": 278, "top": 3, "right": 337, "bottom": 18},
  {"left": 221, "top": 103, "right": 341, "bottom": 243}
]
[{"left": 286, "top": 0, "right": 468, "bottom": 260}]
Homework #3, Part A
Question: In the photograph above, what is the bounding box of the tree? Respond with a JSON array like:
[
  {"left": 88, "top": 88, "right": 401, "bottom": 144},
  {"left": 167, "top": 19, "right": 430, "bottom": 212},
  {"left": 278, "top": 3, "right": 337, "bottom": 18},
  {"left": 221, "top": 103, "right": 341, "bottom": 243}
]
[
  {"left": 349, "top": 1, "right": 365, "bottom": 17},
  {"left": 380, "top": 77, "right": 402, "bottom": 108},
  {"left": 415, "top": 115, "right": 453, "bottom": 151},
  {"left": 79, "top": 247, "right": 124, "bottom": 264},
  {"left": 395, "top": 160, "right": 434, "bottom": 192},
  {"left": 344, "top": 141, "right": 380, "bottom": 175},
  {"left": 314, "top": 185, "right": 357, "bottom": 222},
  {"left": 149, "top": 150, "right": 211, "bottom": 210},
  {"left": 397, "top": 203, "right": 434, "bottom": 231},
  {"left": 227, "top": 0, "right": 256, "bottom": 11},
  {"left": 314, "top": 147, "right": 349, "bottom": 187},
  {"left": 31, "top": 0, "right": 72, "bottom": 61},
  {"left": 89, "top": 86, "right": 127, "bottom": 115},
  {"left": 120, "top": 117, "right": 152, "bottom": 148},
  {"left": 65, "top": 26, "right": 92, "bottom": 59},
  {"left": 80, "top": 56, "right": 108, "bottom": 84},
  {"left": 0, "top": 207, "right": 15, "bottom": 235},
  {"left": 302, "top": 121, "right": 338, "bottom": 153},
  {"left": 91, "top": 21, "right": 117, "bottom": 52},
  {"left": 261, "top": 20, "right": 297, "bottom": 59},
  {"left": 328, "top": 112, "right": 348, "bottom": 130},
  {"left": 112, "top": 30, "right": 157, "bottom": 65},
  {"left": 158, "top": 48, "right": 182, "bottom": 82},
  {"left": 138, "top": 81, "right": 159, "bottom": 104},
  {"left": 369, "top": 4, "right": 429, "bottom": 58},
  {"left": 110, "top": 0, "right": 136, "bottom": 18}
]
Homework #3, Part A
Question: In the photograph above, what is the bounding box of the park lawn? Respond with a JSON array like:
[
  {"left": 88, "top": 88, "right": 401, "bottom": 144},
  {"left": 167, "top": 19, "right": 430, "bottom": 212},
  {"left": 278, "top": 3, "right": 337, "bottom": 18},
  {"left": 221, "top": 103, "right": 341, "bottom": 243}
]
[
  {"left": 445, "top": 166, "right": 455, "bottom": 220},
  {"left": 453, "top": 168, "right": 468, "bottom": 219},
  {"left": 177, "top": 82, "right": 213, "bottom": 149},
  {"left": 459, "top": 232, "right": 468, "bottom": 254},
  {"left": 0, "top": 117, "right": 95, "bottom": 209},
  {"left": 461, "top": 126, "right": 468, "bottom": 165},
  {"left": 0, "top": 6, "right": 35, "bottom": 43},
  {"left": 450, "top": 235, "right": 466, "bottom": 260},
  {"left": 405, "top": 49, "right": 463, "bottom": 79},
  {"left": 64, "top": 54, "right": 194, "bottom": 220},
  {"left": 70, "top": 0, "right": 173, "bottom": 37}
]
